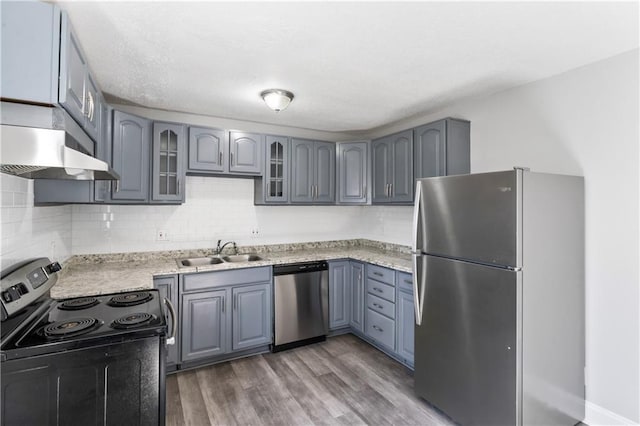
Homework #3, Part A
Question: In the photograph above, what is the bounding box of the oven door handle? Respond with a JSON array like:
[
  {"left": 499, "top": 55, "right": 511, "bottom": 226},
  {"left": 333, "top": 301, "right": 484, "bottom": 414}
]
[{"left": 164, "top": 297, "right": 177, "bottom": 345}]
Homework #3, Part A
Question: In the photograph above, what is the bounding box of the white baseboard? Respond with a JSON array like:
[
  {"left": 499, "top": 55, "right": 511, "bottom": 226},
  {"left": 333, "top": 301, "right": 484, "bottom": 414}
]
[{"left": 585, "top": 401, "right": 639, "bottom": 426}]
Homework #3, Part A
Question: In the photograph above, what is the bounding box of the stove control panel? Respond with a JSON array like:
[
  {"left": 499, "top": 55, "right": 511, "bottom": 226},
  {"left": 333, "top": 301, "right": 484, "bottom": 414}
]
[{"left": 1, "top": 258, "right": 60, "bottom": 320}]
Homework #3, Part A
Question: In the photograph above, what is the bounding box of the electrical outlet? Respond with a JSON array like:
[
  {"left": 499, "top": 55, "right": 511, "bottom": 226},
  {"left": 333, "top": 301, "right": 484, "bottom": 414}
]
[
  {"left": 250, "top": 228, "right": 259, "bottom": 238},
  {"left": 157, "top": 230, "right": 169, "bottom": 241}
]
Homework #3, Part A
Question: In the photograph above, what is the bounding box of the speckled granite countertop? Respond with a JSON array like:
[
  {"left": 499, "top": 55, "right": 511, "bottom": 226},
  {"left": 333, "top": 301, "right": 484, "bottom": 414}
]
[{"left": 51, "top": 240, "right": 412, "bottom": 299}]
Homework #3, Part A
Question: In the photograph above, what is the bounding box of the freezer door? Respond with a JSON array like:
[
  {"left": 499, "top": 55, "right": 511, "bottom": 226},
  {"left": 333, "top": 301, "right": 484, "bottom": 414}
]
[
  {"left": 417, "top": 170, "right": 518, "bottom": 267},
  {"left": 414, "top": 255, "right": 518, "bottom": 426}
]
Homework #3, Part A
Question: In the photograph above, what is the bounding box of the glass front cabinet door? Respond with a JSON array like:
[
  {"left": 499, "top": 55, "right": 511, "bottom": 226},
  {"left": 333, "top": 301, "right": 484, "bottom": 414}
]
[
  {"left": 264, "top": 135, "right": 289, "bottom": 203},
  {"left": 152, "top": 122, "right": 185, "bottom": 203}
]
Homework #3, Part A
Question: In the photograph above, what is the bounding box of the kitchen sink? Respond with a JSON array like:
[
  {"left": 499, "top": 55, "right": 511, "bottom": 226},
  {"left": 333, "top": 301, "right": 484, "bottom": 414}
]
[
  {"left": 221, "top": 254, "right": 264, "bottom": 263},
  {"left": 176, "top": 254, "right": 265, "bottom": 268},
  {"left": 177, "top": 257, "right": 224, "bottom": 267}
]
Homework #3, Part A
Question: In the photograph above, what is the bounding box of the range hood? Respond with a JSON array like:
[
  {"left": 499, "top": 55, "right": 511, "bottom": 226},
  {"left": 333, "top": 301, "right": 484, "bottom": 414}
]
[{"left": 0, "top": 102, "right": 119, "bottom": 180}]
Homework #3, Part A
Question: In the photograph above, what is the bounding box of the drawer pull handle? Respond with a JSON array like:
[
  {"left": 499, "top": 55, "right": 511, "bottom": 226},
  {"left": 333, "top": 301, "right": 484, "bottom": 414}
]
[
  {"left": 373, "top": 325, "right": 383, "bottom": 332},
  {"left": 373, "top": 303, "right": 383, "bottom": 309},
  {"left": 373, "top": 287, "right": 383, "bottom": 293},
  {"left": 373, "top": 272, "right": 383, "bottom": 277},
  {"left": 404, "top": 279, "right": 412, "bottom": 284}
]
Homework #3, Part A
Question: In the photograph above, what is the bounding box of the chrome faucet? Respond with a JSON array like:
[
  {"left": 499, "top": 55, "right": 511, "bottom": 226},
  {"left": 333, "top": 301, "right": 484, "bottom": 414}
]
[{"left": 216, "top": 240, "right": 237, "bottom": 255}]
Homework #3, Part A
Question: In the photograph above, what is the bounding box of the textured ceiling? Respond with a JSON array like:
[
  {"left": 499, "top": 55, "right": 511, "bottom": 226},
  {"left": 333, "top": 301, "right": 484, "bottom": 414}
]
[{"left": 58, "top": 1, "right": 638, "bottom": 134}]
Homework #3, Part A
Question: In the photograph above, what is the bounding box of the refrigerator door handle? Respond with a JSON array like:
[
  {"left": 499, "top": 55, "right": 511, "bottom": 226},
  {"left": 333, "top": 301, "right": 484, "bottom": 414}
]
[
  {"left": 412, "top": 254, "right": 424, "bottom": 326},
  {"left": 412, "top": 181, "right": 422, "bottom": 252}
]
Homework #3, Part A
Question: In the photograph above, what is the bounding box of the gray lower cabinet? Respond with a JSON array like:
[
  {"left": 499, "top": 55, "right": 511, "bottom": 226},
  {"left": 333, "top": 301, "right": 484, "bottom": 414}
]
[
  {"left": 231, "top": 283, "right": 271, "bottom": 350},
  {"left": 414, "top": 118, "right": 470, "bottom": 179},
  {"left": 153, "top": 275, "right": 180, "bottom": 369},
  {"left": 188, "top": 126, "right": 227, "bottom": 173},
  {"left": 152, "top": 122, "right": 186, "bottom": 203},
  {"left": 181, "top": 290, "right": 228, "bottom": 362},
  {"left": 396, "top": 288, "right": 415, "bottom": 366},
  {"left": 337, "top": 142, "right": 369, "bottom": 204},
  {"left": 349, "top": 261, "right": 365, "bottom": 332},
  {"left": 328, "top": 261, "right": 351, "bottom": 330},
  {"left": 290, "top": 139, "right": 336, "bottom": 204},
  {"left": 111, "top": 110, "right": 151, "bottom": 201},
  {"left": 372, "top": 130, "right": 413, "bottom": 204},
  {"left": 229, "top": 132, "right": 263, "bottom": 175},
  {"left": 180, "top": 267, "right": 272, "bottom": 364},
  {"left": 364, "top": 264, "right": 396, "bottom": 352}
]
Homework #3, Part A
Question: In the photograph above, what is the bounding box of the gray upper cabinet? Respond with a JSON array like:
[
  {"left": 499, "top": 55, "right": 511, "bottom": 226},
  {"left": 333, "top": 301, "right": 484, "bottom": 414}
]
[
  {"left": 372, "top": 130, "right": 413, "bottom": 204},
  {"left": 290, "top": 139, "right": 335, "bottom": 204},
  {"left": 261, "top": 135, "right": 290, "bottom": 204},
  {"left": 188, "top": 126, "right": 228, "bottom": 173},
  {"left": 83, "top": 74, "right": 101, "bottom": 142},
  {"left": 349, "top": 261, "right": 365, "bottom": 333},
  {"left": 111, "top": 110, "right": 151, "bottom": 201},
  {"left": 231, "top": 283, "right": 272, "bottom": 351},
  {"left": 329, "top": 261, "right": 351, "bottom": 330},
  {"left": 59, "top": 19, "right": 86, "bottom": 126},
  {"left": 337, "top": 142, "right": 369, "bottom": 204},
  {"left": 181, "top": 290, "right": 228, "bottom": 362},
  {"left": 152, "top": 122, "right": 186, "bottom": 203},
  {"left": 229, "top": 132, "right": 263, "bottom": 175},
  {"left": 414, "top": 118, "right": 470, "bottom": 179}
]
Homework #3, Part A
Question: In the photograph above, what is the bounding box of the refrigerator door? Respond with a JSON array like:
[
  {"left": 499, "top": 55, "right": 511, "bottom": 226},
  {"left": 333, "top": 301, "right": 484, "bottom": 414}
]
[
  {"left": 414, "top": 255, "right": 518, "bottom": 426},
  {"left": 416, "top": 170, "right": 519, "bottom": 267}
]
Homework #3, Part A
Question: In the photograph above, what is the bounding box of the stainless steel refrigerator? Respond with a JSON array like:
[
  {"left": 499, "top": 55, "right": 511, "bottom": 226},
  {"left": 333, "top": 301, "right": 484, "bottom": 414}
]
[{"left": 412, "top": 168, "right": 585, "bottom": 426}]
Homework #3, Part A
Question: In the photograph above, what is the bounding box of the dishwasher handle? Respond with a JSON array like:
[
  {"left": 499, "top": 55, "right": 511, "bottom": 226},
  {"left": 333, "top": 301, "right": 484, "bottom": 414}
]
[{"left": 273, "top": 261, "right": 328, "bottom": 276}]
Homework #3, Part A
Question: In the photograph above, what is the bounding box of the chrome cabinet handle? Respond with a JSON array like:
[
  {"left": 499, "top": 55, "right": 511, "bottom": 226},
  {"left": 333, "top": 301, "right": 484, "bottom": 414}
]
[
  {"left": 114, "top": 180, "right": 120, "bottom": 193},
  {"left": 389, "top": 183, "right": 393, "bottom": 196},
  {"left": 230, "top": 152, "right": 234, "bottom": 166},
  {"left": 373, "top": 272, "right": 383, "bottom": 277},
  {"left": 164, "top": 298, "right": 177, "bottom": 345},
  {"left": 221, "top": 296, "right": 225, "bottom": 313},
  {"left": 373, "top": 287, "right": 383, "bottom": 293},
  {"left": 373, "top": 303, "right": 383, "bottom": 309},
  {"left": 233, "top": 294, "right": 238, "bottom": 310},
  {"left": 219, "top": 151, "right": 223, "bottom": 165},
  {"left": 404, "top": 279, "right": 412, "bottom": 284},
  {"left": 177, "top": 177, "right": 181, "bottom": 195},
  {"left": 372, "top": 325, "right": 383, "bottom": 332}
]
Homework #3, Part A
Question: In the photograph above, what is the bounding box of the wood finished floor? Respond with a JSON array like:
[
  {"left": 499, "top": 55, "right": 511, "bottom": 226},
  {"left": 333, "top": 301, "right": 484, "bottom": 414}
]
[{"left": 166, "top": 334, "right": 456, "bottom": 426}]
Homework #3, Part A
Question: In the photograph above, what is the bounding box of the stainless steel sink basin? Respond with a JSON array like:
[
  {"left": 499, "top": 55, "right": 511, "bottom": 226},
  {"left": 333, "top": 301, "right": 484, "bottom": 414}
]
[
  {"left": 221, "top": 254, "right": 264, "bottom": 263},
  {"left": 176, "top": 253, "right": 265, "bottom": 268},
  {"left": 177, "top": 257, "right": 224, "bottom": 267}
]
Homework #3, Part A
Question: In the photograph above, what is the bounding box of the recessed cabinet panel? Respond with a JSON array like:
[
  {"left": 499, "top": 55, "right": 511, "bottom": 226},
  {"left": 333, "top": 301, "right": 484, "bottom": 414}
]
[
  {"left": 83, "top": 74, "right": 100, "bottom": 142},
  {"left": 290, "top": 139, "right": 314, "bottom": 202},
  {"left": 59, "top": 18, "right": 86, "bottom": 126},
  {"left": 232, "top": 283, "right": 271, "bottom": 351},
  {"left": 181, "top": 290, "right": 227, "bottom": 362},
  {"left": 414, "top": 120, "right": 447, "bottom": 178},
  {"left": 229, "top": 132, "right": 263, "bottom": 175},
  {"left": 188, "top": 126, "right": 227, "bottom": 173},
  {"left": 111, "top": 111, "right": 150, "bottom": 201},
  {"left": 397, "top": 289, "right": 415, "bottom": 365},
  {"left": 329, "top": 261, "right": 351, "bottom": 330},
  {"left": 338, "top": 142, "right": 368, "bottom": 204},
  {"left": 314, "top": 142, "right": 335, "bottom": 203},
  {"left": 349, "top": 261, "right": 365, "bottom": 333},
  {"left": 371, "top": 139, "right": 390, "bottom": 203},
  {"left": 390, "top": 131, "right": 414, "bottom": 202}
]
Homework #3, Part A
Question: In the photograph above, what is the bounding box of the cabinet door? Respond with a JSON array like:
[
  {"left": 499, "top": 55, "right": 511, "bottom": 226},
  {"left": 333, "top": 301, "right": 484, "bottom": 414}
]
[
  {"left": 111, "top": 111, "right": 151, "bottom": 201},
  {"left": 290, "top": 139, "right": 314, "bottom": 202},
  {"left": 181, "top": 290, "right": 228, "bottom": 362},
  {"left": 371, "top": 138, "right": 391, "bottom": 203},
  {"left": 390, "top": 130, "right": 414, "bottom": 202},
  {"left": 349, "top": 261, "right": 365, "bottom": 332},
  {"left": 396, "top": 290, "right": 415, "bottom": 365},
  {"left": 414, "top": 120, "right": 446, "bottom": 179},
  {"left": 338, "top": 142, "right": 368, "bottom": 204},
  {"left": 264, "top": 136, "right": 289, "bottom": 203},
  {"left": 83, "top": 73, "right": 100, "bottom": 142},
  {"left": 59, "top": 15, "right": 86, "bottom": 126},
  {"left": 229, "top": 132, "right": 263, "bottom": 174},
  {"left": 314, "top": 141, "right": 335, "bottom": 203},
  {"left": 154, "top": 275, "right": 179, "bottom": 368},
  {"left": 152, "top": 122, "right": 185, "bottom": 202},
  {"left": 232, "top": 283, "right": 272, "bottom": 351},
  {"left": 188, "top": 126, "right": 227, "bottom": 173},
  {"left": 329, "top": 261, "right": 350, "bottom": 330}
]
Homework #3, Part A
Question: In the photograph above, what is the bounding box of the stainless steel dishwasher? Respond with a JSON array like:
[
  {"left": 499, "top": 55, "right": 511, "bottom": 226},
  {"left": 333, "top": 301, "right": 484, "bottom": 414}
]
[{"left": 272, "top": 261, "right": 329, "bottom": 352}]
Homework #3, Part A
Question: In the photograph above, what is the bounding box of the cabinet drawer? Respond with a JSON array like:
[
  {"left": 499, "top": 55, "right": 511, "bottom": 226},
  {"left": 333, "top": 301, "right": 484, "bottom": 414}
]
[
  {"left": 366, "top": 279, "right": 395, "bottom": 303},
  {"left": 366, "top": 293, "right": 395, "bottom": 320},
  {"left": 182, "top": 267, "right": 271, "bottom": 292},
  {"left": 366, "top": 264, "right": 395, "bottom": 285},
  {"left": 397, "top": 271, "right": 413, "bottom": 293},
  {"left": 365, "top": 308, "right": 395, "bottom": 351}
]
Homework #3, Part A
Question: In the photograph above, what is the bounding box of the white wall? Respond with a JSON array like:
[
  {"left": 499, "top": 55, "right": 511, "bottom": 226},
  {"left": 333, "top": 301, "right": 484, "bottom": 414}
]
[
  {"left": 370, "top": 49, "right": 639, "bottom": 425},
  {"left": 0, "top": 174, "right": 72, "bottom": 270}
]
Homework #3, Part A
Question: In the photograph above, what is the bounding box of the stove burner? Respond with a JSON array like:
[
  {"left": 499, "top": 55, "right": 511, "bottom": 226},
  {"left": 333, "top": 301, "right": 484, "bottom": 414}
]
[
  {"left": 111, "top": 313, "right": 155, "bottom": 329},
  {"left": 108, "top": 291, "right": 153, "bottom": 307},
  {"left": 43, "top": 318, "right": 101, "bottom": 339},
  {"left": 58, "top": 297, "right": 100, "bottom": 311}
]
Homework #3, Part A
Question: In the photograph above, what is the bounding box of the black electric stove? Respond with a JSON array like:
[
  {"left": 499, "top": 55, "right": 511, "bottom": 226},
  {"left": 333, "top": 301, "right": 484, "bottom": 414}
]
[{"left": 0, "top": 258, "right": 171, "bottom": 426}]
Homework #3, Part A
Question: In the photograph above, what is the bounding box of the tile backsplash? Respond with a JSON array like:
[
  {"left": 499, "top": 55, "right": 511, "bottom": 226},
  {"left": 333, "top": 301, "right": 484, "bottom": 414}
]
[{"left": 0, "top": 175, "right": 72, "bottom": 270}]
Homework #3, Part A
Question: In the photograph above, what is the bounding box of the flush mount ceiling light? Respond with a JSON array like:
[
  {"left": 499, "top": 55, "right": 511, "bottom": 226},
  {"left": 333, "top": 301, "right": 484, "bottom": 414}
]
[{"left": 260, "top": 89, "right": 294, "bottom": 112}]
